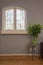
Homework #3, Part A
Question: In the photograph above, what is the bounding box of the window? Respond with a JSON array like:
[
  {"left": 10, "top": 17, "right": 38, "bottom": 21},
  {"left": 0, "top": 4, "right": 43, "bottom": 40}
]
[
  {"left": 5, "top": 9, "right": 14, "bottom": 30},
  {"left": 16, "top": 9, "right": 25, "bottom": 30},
  {"left": 1, "top": 6, "right": 27, "bottom": 34}
]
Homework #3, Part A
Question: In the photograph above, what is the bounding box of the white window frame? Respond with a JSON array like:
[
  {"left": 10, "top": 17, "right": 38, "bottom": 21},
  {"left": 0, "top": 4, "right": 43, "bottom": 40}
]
[{"left": 1, "top": 6, "right": 27, "bottom": 34}]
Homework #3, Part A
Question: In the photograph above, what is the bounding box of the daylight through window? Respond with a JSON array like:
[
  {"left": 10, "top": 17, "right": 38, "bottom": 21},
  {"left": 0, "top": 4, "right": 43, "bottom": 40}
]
[{"left": 2, "top": 6, "right": 26, "bottom": 32}]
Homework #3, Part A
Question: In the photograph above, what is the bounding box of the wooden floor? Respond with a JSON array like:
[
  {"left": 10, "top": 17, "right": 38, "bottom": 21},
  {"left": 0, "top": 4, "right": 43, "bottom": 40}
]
[{"left": 0, "top": 56, "right": 43, "bottom": 65}]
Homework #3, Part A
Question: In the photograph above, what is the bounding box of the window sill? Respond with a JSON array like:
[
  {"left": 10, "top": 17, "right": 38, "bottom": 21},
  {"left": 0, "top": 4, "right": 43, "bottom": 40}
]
[{"left": 1, "top": 30, "right": 28, "bottom": 34}]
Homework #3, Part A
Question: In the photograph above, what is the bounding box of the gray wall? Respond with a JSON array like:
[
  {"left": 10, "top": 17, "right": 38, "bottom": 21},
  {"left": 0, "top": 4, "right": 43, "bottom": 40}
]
[{"left": 0, "top": 0, "right": 43, "bottom": 54}]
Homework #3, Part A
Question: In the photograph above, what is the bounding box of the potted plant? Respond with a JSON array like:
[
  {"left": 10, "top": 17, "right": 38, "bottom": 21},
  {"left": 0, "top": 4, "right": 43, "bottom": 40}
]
[{"left": 27, "top": 24, "right": 42, "bottom": 60}]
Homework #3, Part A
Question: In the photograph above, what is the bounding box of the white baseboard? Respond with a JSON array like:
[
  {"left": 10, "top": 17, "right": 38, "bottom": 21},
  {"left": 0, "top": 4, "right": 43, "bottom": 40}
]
[{"left": 0, "top": 54, "right": 40, "bottom": 56}]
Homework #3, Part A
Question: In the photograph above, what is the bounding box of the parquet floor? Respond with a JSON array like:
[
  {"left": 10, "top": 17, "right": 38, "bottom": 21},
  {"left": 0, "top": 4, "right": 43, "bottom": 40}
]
[{"left": 0, "top": 56, "right": 43, "bottom": 65}]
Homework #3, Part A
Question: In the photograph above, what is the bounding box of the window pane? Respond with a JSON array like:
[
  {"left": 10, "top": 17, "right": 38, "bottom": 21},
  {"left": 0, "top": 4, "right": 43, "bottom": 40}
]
[
  {"left": 16, "top": 9, "right": 25, "bottom": 30},
  {"left": 5, "top": 9, "right": 14, "bottom": 30},
  {"left": 5, "top": 25, "right": 14, "bottom": 30}
]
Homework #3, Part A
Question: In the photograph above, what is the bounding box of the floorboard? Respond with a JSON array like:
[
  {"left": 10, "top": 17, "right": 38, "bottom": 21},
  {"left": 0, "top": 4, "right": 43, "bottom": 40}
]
[{"left": 0, "top": 56, "right": 43, "bottom": 65}]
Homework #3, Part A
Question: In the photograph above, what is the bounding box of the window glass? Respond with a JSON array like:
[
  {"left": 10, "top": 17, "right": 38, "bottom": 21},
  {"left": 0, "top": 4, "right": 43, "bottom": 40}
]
[
  {"left": 16, "top": 9, "right": 25, "bottom": 30},
  {"left": 5, "top": 9, "right": 14, "bottom": 30}
]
